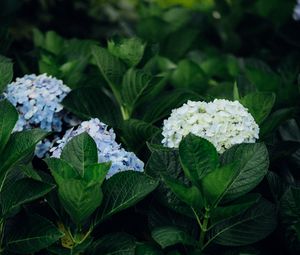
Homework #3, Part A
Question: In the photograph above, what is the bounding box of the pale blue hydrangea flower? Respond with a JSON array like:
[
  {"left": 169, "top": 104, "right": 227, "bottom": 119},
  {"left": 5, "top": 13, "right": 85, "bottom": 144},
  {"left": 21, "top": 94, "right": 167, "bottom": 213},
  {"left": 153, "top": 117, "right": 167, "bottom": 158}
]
[
  {"left": 4, "top": 73, "right": 71, "bottom": 132},
  {"left": 4, "top": 73, "right": 74, "bottom": 157},
  {"left": 294, "top": 0, "right": 300, "bottom": 20},
  {"left": 50, "top": 118, "right": 144, "bottom": 178}
]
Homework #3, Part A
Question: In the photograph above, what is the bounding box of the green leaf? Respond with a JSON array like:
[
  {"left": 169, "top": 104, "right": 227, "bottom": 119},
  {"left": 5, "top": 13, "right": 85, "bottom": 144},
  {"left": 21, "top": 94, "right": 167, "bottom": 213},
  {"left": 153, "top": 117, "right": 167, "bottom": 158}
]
[
  {"left": 62, "top": 87, "right": 122, "bottom": 127},
  {"left": 95, "top": 171, "right": 158, "bottom": 224},
  {"left": 207, "top": 198, "right": 276, "bottom": 246},
  {"left": 45, "top": 157, "right": 79, "bottom": 184},
  {"left": 135, "top": 244, "right": 163, "bottom": 255},
  {"left": 91, "top": 46, "right": 126, "bottom": 102},
  {"left": 61, "top": 132, "right": 98, "bottom": 177},
  {"left": 280, "top": 186, "right": 300, "bottom": 252},
  {"left": 240, "top": 92, "right": 276, "bottom": 124},
  {"left": 90, "top": 233, "right": 136, "bottom": 255},
  {"left": 142, "top": 90, "right": 201, "bottom": 124},
  {"left": 0, "top": 129, "right": 48, "bottom": 191},
  {"left": 6, "top": 214, "right": 63, "bottom": 253},
  {"left": 233, "top": 81, "right": 240, "bottom": 101},
  {"left": 0, "top": 99, "right": 18, "bottom": 153},
  {"left": 58, "top": 179, "right": 103, "bottom": 224},
  {"left": 171, "top": 59, "right": 207, "bottom": 92},
  {"left": 260, "top": 107, "right": 296, "bottom": 137},
  {"left": 210, "top": 193, "right": 262, "bottom": 227},
  {"left": 121, "top": 68, "right": 164, "bottom": 116},
  {"left": 108, "top": 37, "right": 146, "bottom": 67},
  {"left": 146, "top": 147, "right": 193, "bottom": 217},
  {"left": 152, "top": 226, "right": 196, "bottom": 249},
  {"left": 202, "top": 164, "right": 239, "bottom": 207},
  {"left": 83, "top": 162, "right": 110, "bottom": 187},
  {"left": 220, "top": 143, "right": 269, "bottom": 202},
  {"left": 179, "top": 134, "right": 219, "bottom": 185},
  {"left": 44, "top": 31, "right": 64, "bottom": 55},
  {"left": 0, "top": 55, "right": 13, "bottom": 93},
  {"left": 1, "top": 178, "right": 54, "bottom": 217},
  {"left": 163, "top": 175, "right": 203, "bottom": 210},
  {"left": 121, "top": 119, "right": 160, "bottom": 152}
]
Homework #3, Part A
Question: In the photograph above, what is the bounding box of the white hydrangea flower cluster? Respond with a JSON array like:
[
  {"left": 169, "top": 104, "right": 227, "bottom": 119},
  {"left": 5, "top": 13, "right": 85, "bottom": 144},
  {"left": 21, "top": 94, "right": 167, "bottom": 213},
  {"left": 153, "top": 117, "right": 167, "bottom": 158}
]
[
  {"left": 50, "top": 118, "right": 144, "bottom": 178},
  {"left": 162, "top": 99, "right": 259, "bottom": 153},
  {"left": 4, "top": 73, "right": 71, "bottom": 132}
]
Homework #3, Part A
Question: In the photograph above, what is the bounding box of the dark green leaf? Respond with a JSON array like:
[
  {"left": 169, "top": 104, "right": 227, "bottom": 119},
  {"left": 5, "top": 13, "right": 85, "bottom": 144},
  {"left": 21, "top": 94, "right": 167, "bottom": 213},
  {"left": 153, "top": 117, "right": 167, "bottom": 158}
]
[
  {"left": 0, "top": 55, "right": 13, "bottom": 92},
  {"left": 207, "top": 198, "right": 276, "bottom": 246},
  {"left": 90, "top": 233, "right": 136, "bottom": 255},
  {"left": 61, "top": 132, "right": 98, "bottom": 177},
  {"left": 240, "top": 92, "right": 276, "bottom": 124},
  {"left": 95, "top": 171, "right": 158, "bottom": 224},
  {"left": 62, "top": 87, "right": 122, "bottom": 127},
  {"left": 1, "top": 178, "right": 54, "bottom": 217},
  {"left": 0, "top": 99, "right": 18, "bottom": 153},
  {"left": 220, "top": 143, "right": 269, "bottom": 202},
  {"left": 152, "top": 226, "right": 196, "bottom": 249},
  {"left": 6, "top": 214, "right": 63, "bottom": 253},
  {"left": 179, "top": 134, "right": 219, "bottom": 185}
]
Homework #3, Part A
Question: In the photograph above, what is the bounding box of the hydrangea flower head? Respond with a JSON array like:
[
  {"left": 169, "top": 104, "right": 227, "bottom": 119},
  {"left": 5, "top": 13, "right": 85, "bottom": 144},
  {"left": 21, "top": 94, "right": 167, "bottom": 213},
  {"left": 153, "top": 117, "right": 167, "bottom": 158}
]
[
  {"left": 294, "top": 0, "right": 300, "bottom": 20},
  {"left": 50, "top": 118, "right": 144, "bottom": 178},
  {"left": 4, "top": 73, "right": 71, "bottom": 132},
  {"left": 162, "top": 99, "right": 259, "bottom": 153}
]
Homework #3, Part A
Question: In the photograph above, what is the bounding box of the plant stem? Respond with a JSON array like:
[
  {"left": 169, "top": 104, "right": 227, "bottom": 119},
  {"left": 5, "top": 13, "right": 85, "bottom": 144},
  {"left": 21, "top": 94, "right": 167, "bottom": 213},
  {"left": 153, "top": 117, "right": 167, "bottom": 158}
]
[
  {"left": 199, "top": 208, "right": 210, "bottom": 249},
  {"left": 0, "top": 219, "right": 5, "bottom": 255},
  {"left": 121, "top": 106, "right": 130, "bottom": 120}
]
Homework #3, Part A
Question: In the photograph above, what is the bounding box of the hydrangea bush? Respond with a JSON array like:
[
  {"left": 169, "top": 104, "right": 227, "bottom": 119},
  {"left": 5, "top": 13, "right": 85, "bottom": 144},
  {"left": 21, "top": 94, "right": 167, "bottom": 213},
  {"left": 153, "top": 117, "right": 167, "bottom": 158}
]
[
  {"left": 0, "top": 2, "right": 300, "bottom": 254},
  {"left": 162, "top": 99, "right": 259, "bottom": 153},
  {"left": 51, "top": 118, "right": 144, "bottom": 178}
]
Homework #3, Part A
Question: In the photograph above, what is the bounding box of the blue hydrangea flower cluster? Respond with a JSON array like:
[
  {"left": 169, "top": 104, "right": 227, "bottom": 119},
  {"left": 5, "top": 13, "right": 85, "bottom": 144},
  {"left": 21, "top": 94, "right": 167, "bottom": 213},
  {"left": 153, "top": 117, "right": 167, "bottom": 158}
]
[
  {"left": 4, "top": 73, "right": 73, "bottom": 158},
  {"left": 4, "top": 73, "right": 71, "bottom": 132},
  {"left": 294, "top": 0, "right": 300, "bottom": 20},
  {"left": 50, "top": 118, "right": 144, "bottom": 178}
]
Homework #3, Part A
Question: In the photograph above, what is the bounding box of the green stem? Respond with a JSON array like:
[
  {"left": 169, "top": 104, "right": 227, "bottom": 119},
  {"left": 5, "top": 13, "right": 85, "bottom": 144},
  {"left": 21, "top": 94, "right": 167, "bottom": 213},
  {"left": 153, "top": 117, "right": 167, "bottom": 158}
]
[
  {"left": 199, "top": 208, "right": 210, "bottom": 249},
  {"left": 121, "top": 106, "right": 130, "bottom": 120},
  {"left": 0, "top": 219, "right": 5, "bottom": 254}
]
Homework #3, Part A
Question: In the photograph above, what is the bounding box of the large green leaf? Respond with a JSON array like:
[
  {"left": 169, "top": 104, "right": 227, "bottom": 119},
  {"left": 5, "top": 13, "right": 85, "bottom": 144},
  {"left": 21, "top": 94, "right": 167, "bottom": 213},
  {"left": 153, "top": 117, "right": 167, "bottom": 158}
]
[
  {"left": 260, "top": 107, "right": 296, "bottom": 138},
  {"left": 108, "top": 37, "right": 146, "bottom": 67},
  {"left": 210, "top": 193, "right": 261, "bottom": 228},
  {"left": 91, "top": 46, "right": 126, "bottom": 103},
  {"left": 6, "top": 214, "right": 63, "bottom": 253},
  {"left": 280, "top": 186, "right": 300, "bottom": 253},
  {"left": 240, "top": 92, "right": 276, "bottom": 124},
  {"left": 1, "top": 178, "right": 54, "bottom": 217},
  {"left": 95, "top": 171, "right": 158, "bottom": 224},
  {"left": 0, "top": 99, "right": 18, "bottom": 153},
  {"left": 202, "top": 164, "right": 239, "bottom": 207},
  {"left": 171, "top": 59, "right": 208, "bottom": 92},
  {"left": 121, "top": 119, "right": 160, "bottom": 152},
  {"left": 62, "top": 87, "right": 122, "bottom": 127},
  {"left": 146, "top": 147, "right": 193, "bottom": 217},
  {"left": 121, "top": 68, "right": 164, "bottom": 116},
  {"left": 135, "top": 244, "right": 163, "bottom": 255},
  {"left": 90, "top": 233, "right": 136, "bottom": 255},
  {"left": 163, "top": 175, "right": 203, "bottom": 210},
  {"left": 206, "top": 198, "right": 276, "bottom": 247},
  {"left": 142, "top": 90, "right": 201, "bottom": 124},
  {"left": 0, "top": 129, "right": 48, "bottom": 191},
  {"left": 61, "top": 132, "right": 98, "bottom": 177},
  {"left": 220, "top": 143, "right": 269, "bottom": 202},
  {"left": 59, "top": 179, "right": 103, "bottom": 224},
  {"left": 151, "top": 226, "right": 196, "bottom": 249},
  {"left": 0, "top": 55, "right": 13, "bottom": 93},
  {"left": 179, "top": 134, "right": 219, "bottom": 185}
]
